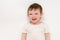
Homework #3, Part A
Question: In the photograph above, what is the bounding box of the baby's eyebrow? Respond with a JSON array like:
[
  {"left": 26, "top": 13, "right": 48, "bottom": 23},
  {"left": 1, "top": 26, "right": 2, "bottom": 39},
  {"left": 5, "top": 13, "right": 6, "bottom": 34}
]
[{"left": 29, "top": 13, "right": 32, "bottom": 14}]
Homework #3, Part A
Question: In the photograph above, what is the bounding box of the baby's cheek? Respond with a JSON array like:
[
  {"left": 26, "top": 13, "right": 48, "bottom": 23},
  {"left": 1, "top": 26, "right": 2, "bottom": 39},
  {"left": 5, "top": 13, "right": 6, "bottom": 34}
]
[{"left": 28, "top": 18, "right": 32, "bottom": 21}]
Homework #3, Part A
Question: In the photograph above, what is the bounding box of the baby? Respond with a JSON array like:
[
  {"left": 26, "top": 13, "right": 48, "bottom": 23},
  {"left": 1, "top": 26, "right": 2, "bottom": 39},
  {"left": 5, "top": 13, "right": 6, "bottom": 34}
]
[{"left": 21, "top": 3, "right": 50, "bottom": 40}]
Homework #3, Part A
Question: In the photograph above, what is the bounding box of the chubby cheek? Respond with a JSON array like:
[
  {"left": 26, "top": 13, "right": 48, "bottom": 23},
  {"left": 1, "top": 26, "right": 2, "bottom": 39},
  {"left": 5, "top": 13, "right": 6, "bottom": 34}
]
[
  {"left": 28, "top": 16, "right": 33, "bottom": 21},
  {"left": 35, "top": 16, "right": 40, "bottom": 21}
]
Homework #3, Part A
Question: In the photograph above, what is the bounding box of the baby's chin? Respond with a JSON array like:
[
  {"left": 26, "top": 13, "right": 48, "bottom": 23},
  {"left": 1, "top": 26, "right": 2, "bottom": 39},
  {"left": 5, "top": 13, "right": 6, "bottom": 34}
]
[{"left": 30, "top": 21, "right": 38, "bottom": 24}]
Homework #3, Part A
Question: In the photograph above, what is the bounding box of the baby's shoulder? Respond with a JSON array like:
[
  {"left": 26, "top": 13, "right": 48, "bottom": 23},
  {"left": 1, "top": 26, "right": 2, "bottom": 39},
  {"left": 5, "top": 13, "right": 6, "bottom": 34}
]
[{"left": 41, "top": 22, "right": 48, "bottom": 28}]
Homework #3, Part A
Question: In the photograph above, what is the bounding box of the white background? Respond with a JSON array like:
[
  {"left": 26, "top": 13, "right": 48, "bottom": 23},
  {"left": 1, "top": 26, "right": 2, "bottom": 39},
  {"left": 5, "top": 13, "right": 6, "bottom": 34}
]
[{"left": 0, "top": 0, "right": 60, "bottom": 40}]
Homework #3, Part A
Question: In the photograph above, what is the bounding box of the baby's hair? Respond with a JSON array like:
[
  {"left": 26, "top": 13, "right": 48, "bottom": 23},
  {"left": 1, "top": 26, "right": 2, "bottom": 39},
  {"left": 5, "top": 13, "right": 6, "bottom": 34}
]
[{"left": 27, "top": 3, "right": 43, "bottom": 16}]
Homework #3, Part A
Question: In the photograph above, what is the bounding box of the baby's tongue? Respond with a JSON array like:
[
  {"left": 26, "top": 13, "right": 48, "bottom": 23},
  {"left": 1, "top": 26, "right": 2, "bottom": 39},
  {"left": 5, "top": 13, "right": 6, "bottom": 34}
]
[{"left": 32, "top": 18, "right": 37, "bottom": 21}]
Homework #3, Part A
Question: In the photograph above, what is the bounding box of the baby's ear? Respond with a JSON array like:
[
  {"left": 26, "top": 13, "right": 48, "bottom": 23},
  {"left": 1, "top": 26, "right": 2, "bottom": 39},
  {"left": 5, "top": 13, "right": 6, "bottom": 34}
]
[{"left": 40, "top": 13, "right": 43, "bottom": 16}]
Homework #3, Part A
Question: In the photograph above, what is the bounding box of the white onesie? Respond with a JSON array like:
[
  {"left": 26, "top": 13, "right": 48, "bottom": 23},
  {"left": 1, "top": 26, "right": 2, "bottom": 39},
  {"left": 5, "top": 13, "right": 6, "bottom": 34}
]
[{"left": 22, "top": 22, "right": 49, "bottom": 40}]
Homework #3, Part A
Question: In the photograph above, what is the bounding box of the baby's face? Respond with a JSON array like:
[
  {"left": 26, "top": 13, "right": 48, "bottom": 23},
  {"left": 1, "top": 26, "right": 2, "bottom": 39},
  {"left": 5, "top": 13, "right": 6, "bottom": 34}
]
[{"left": 28, "top": 9, "right": 42, "bottom": 24}]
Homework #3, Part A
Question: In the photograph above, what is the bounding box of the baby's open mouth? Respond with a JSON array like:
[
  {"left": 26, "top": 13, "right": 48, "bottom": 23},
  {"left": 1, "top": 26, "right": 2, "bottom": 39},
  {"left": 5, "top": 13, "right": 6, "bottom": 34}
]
[{"left": 32, "top": 18, "right": 37, "bottom": 21}]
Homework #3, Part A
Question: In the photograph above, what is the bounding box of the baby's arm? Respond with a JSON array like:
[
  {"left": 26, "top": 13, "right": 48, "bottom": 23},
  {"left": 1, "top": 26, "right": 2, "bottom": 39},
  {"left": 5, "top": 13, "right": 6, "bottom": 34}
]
[
  {"left": 45, "top": 33, "right": 50, "bottom": 40},
  {"left": 21, "top": 33, "right": 27, "bottom": 40}
]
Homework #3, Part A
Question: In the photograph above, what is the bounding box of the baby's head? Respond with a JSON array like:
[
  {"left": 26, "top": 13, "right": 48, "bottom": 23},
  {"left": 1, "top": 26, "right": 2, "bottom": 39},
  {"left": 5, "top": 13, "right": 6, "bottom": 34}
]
[{"left": 27, "top": 3, "right": 43, "bottom": 24}]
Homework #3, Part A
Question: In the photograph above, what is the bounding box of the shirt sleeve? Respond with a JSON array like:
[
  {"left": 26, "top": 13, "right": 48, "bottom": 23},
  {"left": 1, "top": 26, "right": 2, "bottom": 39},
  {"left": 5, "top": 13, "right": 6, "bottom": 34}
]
[
  {"left": 44, "top": 23, "right": 49, "bottom": 33},
  {"left": 22, "top": 24, "right": 28, "bottom": 33}
]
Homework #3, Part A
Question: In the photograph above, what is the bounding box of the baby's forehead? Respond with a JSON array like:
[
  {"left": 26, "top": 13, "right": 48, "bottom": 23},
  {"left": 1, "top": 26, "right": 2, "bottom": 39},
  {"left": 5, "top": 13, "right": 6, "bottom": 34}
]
[{"left": 28, "top": 9, "right": 40, "bottom": 13}]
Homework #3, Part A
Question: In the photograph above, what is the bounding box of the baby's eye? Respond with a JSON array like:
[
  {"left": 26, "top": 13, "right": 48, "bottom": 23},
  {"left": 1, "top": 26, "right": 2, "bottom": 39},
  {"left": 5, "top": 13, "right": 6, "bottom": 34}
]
[
  {"left": 29, "top": 14, "right": 32, "bottom": 15},
  {"left": 35, "top": 13, "right": 38, "bottom": 15}
]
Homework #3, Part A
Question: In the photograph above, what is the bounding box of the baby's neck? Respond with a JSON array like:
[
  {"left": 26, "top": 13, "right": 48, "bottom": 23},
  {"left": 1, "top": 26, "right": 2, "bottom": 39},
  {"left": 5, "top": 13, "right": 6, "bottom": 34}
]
[{"left": 30, "top": 21, "right": 42, "bottom": 25}]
